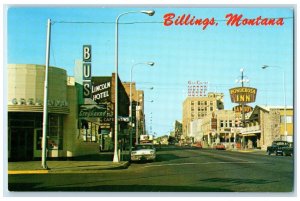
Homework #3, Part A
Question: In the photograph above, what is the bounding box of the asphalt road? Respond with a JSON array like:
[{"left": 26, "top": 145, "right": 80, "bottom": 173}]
[{"left": 8, "top": 146, "right": 294, "bottom": 193}]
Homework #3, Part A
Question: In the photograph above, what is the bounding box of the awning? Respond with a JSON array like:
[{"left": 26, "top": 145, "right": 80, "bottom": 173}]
[{"left": 240, "top": 133, "right": 257, "bottom": 137}]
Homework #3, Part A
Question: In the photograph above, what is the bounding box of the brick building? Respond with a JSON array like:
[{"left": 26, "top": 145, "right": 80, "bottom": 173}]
[{"left": 182, "top": 92, "right": 224, "bottom": 140}]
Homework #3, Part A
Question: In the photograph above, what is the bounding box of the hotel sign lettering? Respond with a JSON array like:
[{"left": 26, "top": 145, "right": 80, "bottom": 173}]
[
  {"left": 229, "top": 87, "right": 257, "bottom": 104},
  {"left": 92, "top": 80, "right": 111, "bottom": 102},
  {"left": 187, "top": 81, "right": 208, "bottom": 97}
]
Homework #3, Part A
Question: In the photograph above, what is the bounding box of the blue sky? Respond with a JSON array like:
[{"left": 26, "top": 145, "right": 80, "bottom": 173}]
[{"left": 7, "top": 6, "right": 294, "bottom": 136}]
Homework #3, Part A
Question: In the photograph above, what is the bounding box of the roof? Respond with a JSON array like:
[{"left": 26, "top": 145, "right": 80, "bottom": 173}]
[{"left": 256, "top": 105, "right": 293, "bottom": 112}]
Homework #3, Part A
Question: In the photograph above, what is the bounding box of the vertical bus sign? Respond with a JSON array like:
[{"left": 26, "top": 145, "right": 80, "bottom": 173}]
[
  {"left": 83, "top": 45, "right": 92, "bottom": 98},
  {"left": 83, "top": 45, "right": 92, "bottom": 62}
]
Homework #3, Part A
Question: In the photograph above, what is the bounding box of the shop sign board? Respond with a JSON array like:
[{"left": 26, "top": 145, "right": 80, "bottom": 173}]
[
  {"left": 187, "top": 81, "right": 208, "bottom": 97},
  {"left": 83, "top": 45, "right": 92, "bottom": 62},
  {"left": 83, "top": 45, "right": 92, "bottom": 98},
  {"left": 211, "top": 118, "right": 217, "bottom": 130},
  {"left": 100, "top": 116, "right": 130, "bottom": 123},
  {"left": 78, "top": 104, "right": 107, "bottom": 118},
  {"left": 229, "top": 87, "right": 257, "bottom": 103},
  {"left": 233, "top": 104, "right": 253, "bottom": 113},
  {"left": 92, "top": 77, "right": 112, "bottom": 103}
]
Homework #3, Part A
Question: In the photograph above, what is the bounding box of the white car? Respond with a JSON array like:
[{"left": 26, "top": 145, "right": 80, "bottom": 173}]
[{"left": 130, "top": 144, "right": 156, "bottom": 162}]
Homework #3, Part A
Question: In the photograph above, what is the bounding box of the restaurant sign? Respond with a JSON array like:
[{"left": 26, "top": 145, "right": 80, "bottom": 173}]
[
  {"left": 233, "top": 105, "right": 253, "bottom": 113},
  {"left": 100, "top": 116, "right": 130, "bottom": 123},
  {"left": 229, "top": 87, "right": 257, "bottom": 104},
  {"left": 78, "top": 104, "right": 107, "bottom": 118}
]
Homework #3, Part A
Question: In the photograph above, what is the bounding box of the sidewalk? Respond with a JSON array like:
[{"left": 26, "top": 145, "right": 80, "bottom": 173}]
[
  {"left": 8, "top": 151, "right": 130, "bottom": 174},
  {"left": 229, "top": 148, "right": 266, "bottom": 154}
]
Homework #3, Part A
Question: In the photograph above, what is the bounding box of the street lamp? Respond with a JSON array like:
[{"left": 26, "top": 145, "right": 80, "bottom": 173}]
[
  {"left": 129, "top": 62, "right": 154, "bottom": 152},
  {"left": 135, "top": 88, "right": 153, "bottom": 145},
  {"left": 114, "top": 10, "right": 155, "bottom": 163},
  {"left": 261, "top": 65, "right": 287, "bottom": 141},
  {"left": 235, "top": 68, "right": 249, "bottom": 128},
  {"left": 129, "top": 62, "right": 155, "bottom": 127}
]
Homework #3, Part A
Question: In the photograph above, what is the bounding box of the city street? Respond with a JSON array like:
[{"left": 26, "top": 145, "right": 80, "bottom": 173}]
[{"left": 8, "top": 146, "right": 294, "bottom": 192}]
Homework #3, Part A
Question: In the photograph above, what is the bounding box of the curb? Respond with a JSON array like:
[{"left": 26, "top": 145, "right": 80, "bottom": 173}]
[
  {"left": 8, "top": 170, "right": 49, "bottom": 175},
  {"left": 8, "top": 161, "right": 130, "bottom": 175}
]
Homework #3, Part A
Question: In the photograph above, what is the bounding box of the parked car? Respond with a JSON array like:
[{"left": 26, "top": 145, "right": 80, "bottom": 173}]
[
  {"left": 267, "top": 141, "right": 289, "bottom": 156},
  {"left": 282, "top": 142, "right": 293, "bottom": 156},
  {"left": 130, "top": 143, "right": 156, "bottom": 162},
  {"left": 215, "top": 143, "right": 226, "bottom": 150},
  {"left": 192, "top": 142, "right": 203, "bottom": 149}
]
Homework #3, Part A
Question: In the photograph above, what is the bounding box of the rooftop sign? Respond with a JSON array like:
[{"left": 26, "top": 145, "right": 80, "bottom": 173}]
[{"left": 229, "top": 87, "right": 257, "bottom": 104}]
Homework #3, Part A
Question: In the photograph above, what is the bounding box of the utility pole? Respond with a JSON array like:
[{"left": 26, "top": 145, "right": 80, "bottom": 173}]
[{"left": 42, "top": 19, "right": 51, "bottom": 169}]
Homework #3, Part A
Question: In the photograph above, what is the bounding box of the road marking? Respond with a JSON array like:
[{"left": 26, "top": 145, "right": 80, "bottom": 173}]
[
  {"left": 142, "top": 161, "right": 256, "bottom": 168},
  {"left": 187, "top": 149, "right": 249, "bottom": 162},
  {"left": 8, "top": 170, "right": 49, "bottom": 175}
]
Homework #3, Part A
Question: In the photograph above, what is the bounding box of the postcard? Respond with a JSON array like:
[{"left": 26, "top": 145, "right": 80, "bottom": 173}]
[{"left": 5, "top": 5, "right": 295, "bottom": 195}]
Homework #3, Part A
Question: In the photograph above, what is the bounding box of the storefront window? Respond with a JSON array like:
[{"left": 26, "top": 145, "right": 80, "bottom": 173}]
[
  {"left": 47, "top": 114, "right": 63, "bottom": 150},
  {"left": 81, "top": 120, "right": 98, "bottom": 142}
]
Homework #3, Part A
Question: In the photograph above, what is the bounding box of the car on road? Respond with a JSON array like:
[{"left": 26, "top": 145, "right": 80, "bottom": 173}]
[
  {"left": 282, "top": 142, "right": 293, "bottom": 156},
  {"left": 214, "top": 143, "right": 226, "bottom": 150},
  {"left": 130, "top": 143, "right": 156, "bottom": 162},
  {"left": 192, "top": 142, "right": 202, "bottom": 149},
  {"left": 267, "top": 141, "right": 289, "bottom": 156}
]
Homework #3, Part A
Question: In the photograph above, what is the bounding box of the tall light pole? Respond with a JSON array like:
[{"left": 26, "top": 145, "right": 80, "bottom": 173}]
[
  {"left": 135, "top": 89, "right": 153, "bottom": 145},
  {"left": 41, "top": 19, "right": 51, "bottom": 169},
  {"left": 235, "top": 68, "right": 249, "bottom": 149},
  {"left": 261, "top": 65, "right": 287, "bottom": 141},
  {"left": 235, "top": 68, "right": 249, "bottom": 128},
  {"left": 114, "top": 10, "right": 155, "bottom": 163},
  {"left": 129, "top": 62, "right": 154, "bottom": 152}
]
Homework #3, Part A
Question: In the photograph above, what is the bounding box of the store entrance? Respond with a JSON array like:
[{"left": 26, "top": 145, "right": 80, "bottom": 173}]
[{"left": 10, "top": 127, "right": 34, "bottom": 161}]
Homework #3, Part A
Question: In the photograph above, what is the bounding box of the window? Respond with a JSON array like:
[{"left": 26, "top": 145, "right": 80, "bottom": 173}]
[
  {"left": 48, "top": 114, "right": 63, "bottom": 150},
  {"left": 81, "top": 121, "right": 98, "bottom": 142},
  {"left": 280, "top": 115, "right": 293, "bottom": 123},
  {"left": 287, "top": 116, "right": 293, "bottom": 123},
  {"left": 210, "top": 107, "right": 213, "bottom": 111},
  {"left": 229, "top": 120, "right": 233, "bottom": 127},
  {"left": 220, "top": 120, "right": 224, "bottom": 127}
]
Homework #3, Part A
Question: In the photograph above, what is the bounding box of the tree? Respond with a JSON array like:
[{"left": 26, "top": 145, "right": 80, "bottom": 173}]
[{"left": 168, "top": 136, "right": 177, "bottom": 145}]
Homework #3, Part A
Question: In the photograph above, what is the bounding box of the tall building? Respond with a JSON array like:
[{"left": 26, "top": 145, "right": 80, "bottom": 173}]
[
  {"left": 199, "top": 110, "right": 236, "bottom": 147},
  {"left": 122, "top": 82, "right": 145, "bottom": 143},
  {"left": 182, "top": 92, "right": 224, "bottom": 139}
]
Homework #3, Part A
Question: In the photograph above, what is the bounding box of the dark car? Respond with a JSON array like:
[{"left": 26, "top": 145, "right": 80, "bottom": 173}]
[
  {"left": 282, "top": 142, "right": 293, "bottom": 156},
  {"left": 267, "top": 141, "right": 289, "bottom": 156}
]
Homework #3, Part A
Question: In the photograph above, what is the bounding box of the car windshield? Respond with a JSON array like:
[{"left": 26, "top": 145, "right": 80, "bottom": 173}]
[
  {"left": 135, "top": 144, "right": 153, "bottom": 150},
  {"left": 275, "top": 141, "right": 288, "bottom": 146}
]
